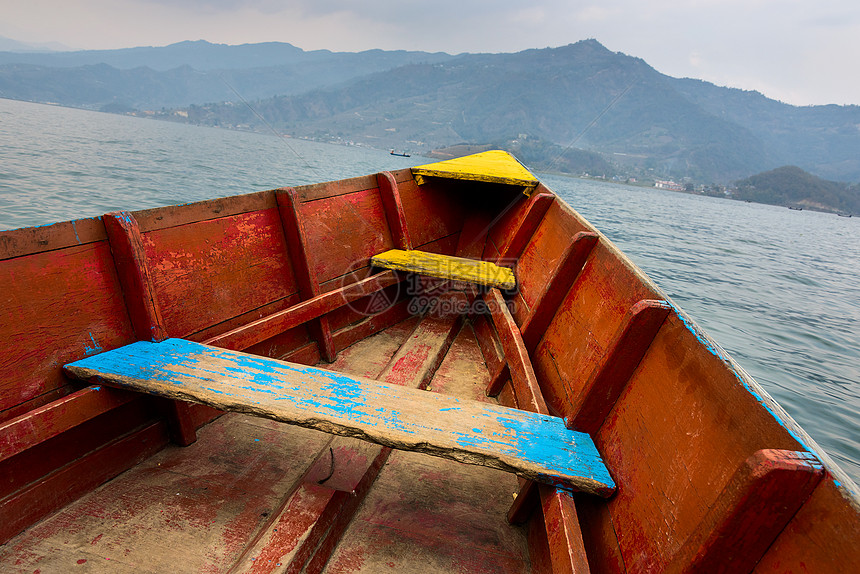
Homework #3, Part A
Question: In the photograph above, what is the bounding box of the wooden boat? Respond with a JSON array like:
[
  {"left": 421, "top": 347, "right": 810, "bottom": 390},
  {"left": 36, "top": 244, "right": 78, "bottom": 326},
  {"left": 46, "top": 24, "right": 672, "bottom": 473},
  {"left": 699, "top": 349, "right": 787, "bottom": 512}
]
[{"left": 1, "top": 150, "right": 858, "bottom": 572}]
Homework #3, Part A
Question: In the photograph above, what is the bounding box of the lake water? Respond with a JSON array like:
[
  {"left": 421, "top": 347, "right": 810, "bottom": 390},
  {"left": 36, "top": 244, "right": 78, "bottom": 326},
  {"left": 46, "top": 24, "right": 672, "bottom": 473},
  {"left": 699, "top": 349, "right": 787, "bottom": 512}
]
[{"left": 2, "top": 98, "right": 858, "bottom": 485}]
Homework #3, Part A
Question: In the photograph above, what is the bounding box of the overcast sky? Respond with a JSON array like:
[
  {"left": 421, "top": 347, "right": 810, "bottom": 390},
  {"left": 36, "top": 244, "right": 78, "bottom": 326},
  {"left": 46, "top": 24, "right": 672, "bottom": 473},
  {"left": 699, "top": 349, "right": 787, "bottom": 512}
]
[{"left": 2, "top": 0, "right": 858, "bottom": 106}]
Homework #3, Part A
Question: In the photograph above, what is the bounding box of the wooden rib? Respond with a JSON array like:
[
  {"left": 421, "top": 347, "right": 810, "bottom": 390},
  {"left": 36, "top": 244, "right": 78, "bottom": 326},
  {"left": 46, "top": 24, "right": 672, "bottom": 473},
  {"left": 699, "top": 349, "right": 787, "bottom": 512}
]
[
  {"left": 540, "top": 485, "right": 592, "bottom": 574},
  {"left": 203, "top": 270, "right": 403, "bottom": 351},
  {"left": 520, "top": 231, "right": 599, "bottom": 352},
  {"left": 63, "top": 338, "right": 615, "bottom": 496},
  {"left": 484, "top": 288, "right": 547, "bottom": 413},
  {"left": 566, "top": 299, "right": 671, "bottom": 434},
  {"left": 481, "top": 286, "right": 594, "bottom": 571},
  {"left": 104, "top": 211, "right": 197, "bottom": 445},
  {"left": 665, "top": 449, "right": 824, "bottom": 574},
  {"left": 377, "top": 171, "right": 413, "bottom": 250},
  {"left": 495, "top": 192, "right": 555, "bottom": 262},
  {"left": 0, "top": 386, "right": 136, "bottom": 464},
  {"left": 103, "top": 212, "right": 167, "bottom": 343},
  {"left": 276, "top": 188, "right": 336, "bottom": 363}
]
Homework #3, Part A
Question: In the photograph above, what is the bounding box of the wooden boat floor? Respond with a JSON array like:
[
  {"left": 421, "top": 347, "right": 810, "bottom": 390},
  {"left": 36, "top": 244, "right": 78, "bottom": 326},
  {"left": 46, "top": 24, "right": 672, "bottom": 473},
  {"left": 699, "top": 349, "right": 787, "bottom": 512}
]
[{"left": 0, "top": 318, "right": 530, "bottom": 573}]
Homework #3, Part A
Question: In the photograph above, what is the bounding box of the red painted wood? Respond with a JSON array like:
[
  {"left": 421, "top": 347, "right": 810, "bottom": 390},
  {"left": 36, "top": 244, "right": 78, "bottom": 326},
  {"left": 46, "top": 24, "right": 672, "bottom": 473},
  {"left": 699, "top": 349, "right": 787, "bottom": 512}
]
[
  {"left": 753, "top": 474, "right": 860, "bottom": 573},
  {"left": 508, "top": 479, "right": 541, "bottom": 524},
  {"left": 302, "top": 446, "right": 391, "bottom": 574},
  {"left": 0, "top": 419, "right": 169, "bottom": 544},
  {"left": 593, "top": 312, "right": 810, "bottom": 572},
  {"left": 277, "top": 188, "right": 336, "bottom": 363},
  {"left": 531, "top": 237, "right": 658, "bottom": 423},
  {"left": 0, "top": 385, "right": 135, "bottom": 464},
  {"left": 456, "top": 210, "right": 494, "bottom": 260},
  {"left": 495, "top": 192, "right": 555, "bottom": 262},
  {"left": 104, "top": 212, "right": 168, "bottom": 342},
  {"left": 297, "top": 187, "right": 395, "bottom": 284},
  {"left": 203, "top": 270, "right": 403, "bottom": 351},
  {"left": 0, "top": 241, "right": 135, "bottom": 412},
  {"left": 484, "top": 288, "right": 547, "bottom": 414},
  {"left": 0, "top": 216, "right": 106, "bottom": 261},
  {"left": 520, "top": 232, "right": 599, "bottom": 352},
  {"left": 104, "top": 210, "right": 197, "bottom": 445},
  {"left": 540, "top": 485, "right": 591, "bottom": 574},
  {"left": 666, "top": 449, "right": 824, "bottom": 574},
  {"left": 377, "top": 171, "right": 413, "bottom": 250},
  {"left": 143, "top": 208, "right": 297, "bottom": 339},
  {"left": 481, "top": 284, "right": 592, "bottom": 573},
  {"left": 397, "top": 176, "right": 466, "bottom": 250},
  {"left": 133, "top": 190, "right": 276, "bottom": 232},
  {"left": 566, "top": 299, "right": 671, "bottom": 433}
]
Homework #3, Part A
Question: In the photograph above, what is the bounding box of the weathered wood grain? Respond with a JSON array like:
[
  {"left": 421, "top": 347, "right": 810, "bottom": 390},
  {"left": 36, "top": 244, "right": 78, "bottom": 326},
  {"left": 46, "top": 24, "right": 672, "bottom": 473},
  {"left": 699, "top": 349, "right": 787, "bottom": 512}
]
[
  {"left": 566, "top": 299, "right": 671, "bottom": 434},
  {"left": 277, "top": 188, "right": 336, "bottom": 362},
  {"left": 484, "top": 288, "right": 547, "bottom": 414},
  {"left": 202, "top": 270, "right": 403, "bottom": 351},
  {"left": 0, "top": 385, "right": 135, "bottom": 464},
  {"left": 665, "top": 449, "right": 824, "bottom": 574},
  {"left": 371, "top": 249, "right": 516, "bottom": 290},
  {"left": 64, "top": 339, "right": 615, "bottom": 496},
  {"left": 377, "top": 171, "right": 413, "bottom": 251},
  {"left": 520, "top": 231, "right": 599, "bottom": 353}
]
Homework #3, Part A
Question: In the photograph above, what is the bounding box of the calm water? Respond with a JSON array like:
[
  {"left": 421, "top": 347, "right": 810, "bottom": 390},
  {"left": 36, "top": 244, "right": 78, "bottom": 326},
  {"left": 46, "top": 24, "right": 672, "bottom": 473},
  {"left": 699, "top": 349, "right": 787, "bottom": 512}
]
[{"left": 2, "top": 98, "right": 859, "bottom": 485}]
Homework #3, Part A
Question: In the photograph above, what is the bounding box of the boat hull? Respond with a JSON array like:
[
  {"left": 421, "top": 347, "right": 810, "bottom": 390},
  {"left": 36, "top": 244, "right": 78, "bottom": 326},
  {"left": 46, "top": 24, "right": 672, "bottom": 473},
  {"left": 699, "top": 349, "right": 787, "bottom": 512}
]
[{"left": 1, "top": 154, "right": 858, "bottom": 572}]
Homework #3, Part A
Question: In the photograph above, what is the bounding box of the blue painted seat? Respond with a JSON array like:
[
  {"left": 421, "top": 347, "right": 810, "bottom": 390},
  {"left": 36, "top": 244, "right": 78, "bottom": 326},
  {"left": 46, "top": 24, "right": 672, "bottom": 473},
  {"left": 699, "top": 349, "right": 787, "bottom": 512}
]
[{"left": 64, "top": 338, "right": 614, "bottom": 497}]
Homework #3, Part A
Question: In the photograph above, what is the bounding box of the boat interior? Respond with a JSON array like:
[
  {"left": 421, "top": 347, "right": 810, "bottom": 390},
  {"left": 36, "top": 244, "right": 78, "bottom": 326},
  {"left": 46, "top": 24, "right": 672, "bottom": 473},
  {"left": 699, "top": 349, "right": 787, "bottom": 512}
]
[{"left": 1, "top": 154, "right": 858, "bottom": 572}]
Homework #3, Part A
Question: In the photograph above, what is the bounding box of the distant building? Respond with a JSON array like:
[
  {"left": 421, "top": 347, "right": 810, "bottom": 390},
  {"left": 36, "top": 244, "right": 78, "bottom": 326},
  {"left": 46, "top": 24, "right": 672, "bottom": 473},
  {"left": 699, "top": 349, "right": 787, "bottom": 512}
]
[{"left": 654, "top": 179, "right": 684, "bottom": 192}]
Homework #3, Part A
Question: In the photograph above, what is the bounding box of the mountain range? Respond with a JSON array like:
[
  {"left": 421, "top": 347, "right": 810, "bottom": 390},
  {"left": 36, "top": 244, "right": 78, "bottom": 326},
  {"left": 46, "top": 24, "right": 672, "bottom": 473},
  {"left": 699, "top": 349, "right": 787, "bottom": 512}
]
[{"left": 2, "top": 39, "right": 859, "bottom": 187}]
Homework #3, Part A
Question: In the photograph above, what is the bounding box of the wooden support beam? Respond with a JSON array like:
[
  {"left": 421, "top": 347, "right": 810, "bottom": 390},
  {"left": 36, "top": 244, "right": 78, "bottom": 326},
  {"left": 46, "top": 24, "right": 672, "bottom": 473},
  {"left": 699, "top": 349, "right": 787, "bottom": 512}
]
[
  {"left": 202, "top": 270, "right": 403, "bottom": 351},
  {"left": 666, "top": 449, "right": 824, "bottom": 574},
  {"left": 520, "top": 232, "right": 599, "bottom": 352},
  {"left": 540, "top": 485, "right": 592, "bottom": 574},
  {"left": 377, "top": 171, "right": 413, "bottom": 250},
  {"left": 64, "top": 338, "right": 615, "bottom": 497},
  {"left": 495, "top": 192, "right": 554, "bottom": 262},
  {"left": 484, "top": 288, "right": 547, "bottom": 413},
  {"left": 480, "top": 287, "right": 594, "bottom": 572},
  {"left": 103, "top": 212, "right": 167, "bottom": 343},
  {"left": 0, "top": 385, "right": 136, "bottom": 464},
  {"left": 104, "top": 211, "right": 197, "bottom": 445},
  {"left": 566, "top": 299, "right": 671, "bottom": 433},
  {"left": 276, "top": 188, "right": 336, "bottom": 363},
  {"left": 371, "top": 249, "right": 516, "bottom": 291}
]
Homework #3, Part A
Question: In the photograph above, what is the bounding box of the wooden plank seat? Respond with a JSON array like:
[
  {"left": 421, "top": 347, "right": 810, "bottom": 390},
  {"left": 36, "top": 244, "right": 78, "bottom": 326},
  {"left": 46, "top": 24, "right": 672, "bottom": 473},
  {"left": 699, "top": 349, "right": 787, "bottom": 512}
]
[
  {"left": 371, "top": 249, "right": 516, "bottom": 290},
  {"left": 63, "top": 338, "right": 615, "bottom": 497}
]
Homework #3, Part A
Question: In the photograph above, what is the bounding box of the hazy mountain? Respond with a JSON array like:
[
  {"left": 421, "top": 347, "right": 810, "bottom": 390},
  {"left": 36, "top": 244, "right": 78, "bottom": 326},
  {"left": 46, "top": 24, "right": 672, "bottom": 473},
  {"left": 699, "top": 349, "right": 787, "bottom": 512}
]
[
  {"left": 182, "top": 40, "right": 860, "bottom": 182},
  {"left": 0, "top": 40, "right": 454, "bottom": 108},
  {"left": 0, "top": 39, "right": 454, "bottom": 71},
  {"left": 0, "top": 35, "right": 68, "bottom": 53},
  {"left": 1, "top": 39, "right": 859, "bottom": 184}
]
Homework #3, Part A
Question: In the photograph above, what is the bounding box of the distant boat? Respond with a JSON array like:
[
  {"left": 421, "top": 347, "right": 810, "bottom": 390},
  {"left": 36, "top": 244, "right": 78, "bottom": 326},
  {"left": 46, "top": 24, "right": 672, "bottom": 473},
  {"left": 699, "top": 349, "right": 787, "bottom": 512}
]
[
  {"left": 837, "top": 212, "right": 853, "bottom": 217},
  {"left": 788, "top": 205, "right": 803, "bottom": 211},
  {"left": 390, "top": 150, "right": 410, "bottom": 157}
]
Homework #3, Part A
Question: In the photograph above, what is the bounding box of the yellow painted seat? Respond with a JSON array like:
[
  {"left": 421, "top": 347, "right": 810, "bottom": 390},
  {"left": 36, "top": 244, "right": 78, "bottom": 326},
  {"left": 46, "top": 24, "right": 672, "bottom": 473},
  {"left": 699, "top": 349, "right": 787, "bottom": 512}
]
[{"left": 371, "top": 249, "right": 516, "bottom": 290}]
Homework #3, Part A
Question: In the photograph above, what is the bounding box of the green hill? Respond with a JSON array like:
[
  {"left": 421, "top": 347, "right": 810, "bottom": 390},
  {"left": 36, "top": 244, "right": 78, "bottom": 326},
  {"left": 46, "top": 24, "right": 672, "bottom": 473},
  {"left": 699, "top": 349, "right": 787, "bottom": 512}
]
[{"left": 734, "top": 166, "right": 860, "bottom": 213}]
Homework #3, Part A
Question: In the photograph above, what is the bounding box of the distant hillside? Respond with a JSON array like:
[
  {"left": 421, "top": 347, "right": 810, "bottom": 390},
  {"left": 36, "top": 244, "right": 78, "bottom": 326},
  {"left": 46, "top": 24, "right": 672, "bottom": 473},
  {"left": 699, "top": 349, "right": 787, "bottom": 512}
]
[
  {"left": 0, "top": 40, "right": 454, "bottom": 107},
  {"left": 734, "top": 166, "right": 860, "bottom": 213},
  {"left": 0, "top": 39, "right": 453, "bottom": 71},
  {"left": 2, "top": 39, "right": 860, "bottom": 184}
]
